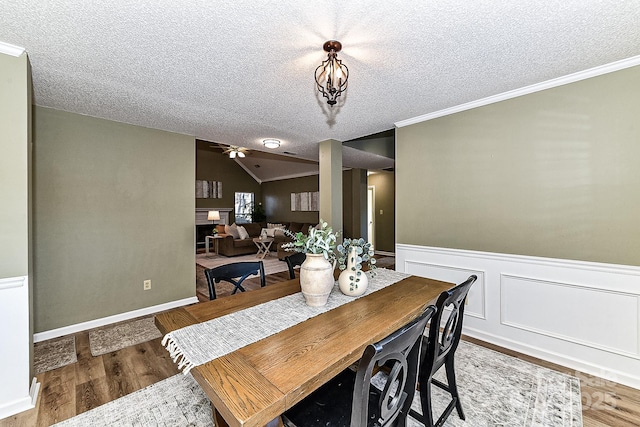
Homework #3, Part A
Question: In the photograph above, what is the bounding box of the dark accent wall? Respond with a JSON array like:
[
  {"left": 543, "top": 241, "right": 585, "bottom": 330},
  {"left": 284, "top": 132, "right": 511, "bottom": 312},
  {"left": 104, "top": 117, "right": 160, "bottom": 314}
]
[
  {"left": 196, "top": 147, "right": 261, "bottom": 224},
  {"left": 261, "top": 175, "right": 319, "bottom": 224},
  {"left": 343, "top": 169, "right": 368, "bottom": 239}
]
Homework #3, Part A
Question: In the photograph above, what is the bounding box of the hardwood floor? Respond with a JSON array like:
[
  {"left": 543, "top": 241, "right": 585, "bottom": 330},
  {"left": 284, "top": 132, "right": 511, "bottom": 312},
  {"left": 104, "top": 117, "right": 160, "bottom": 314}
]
[
  {"left": 0, "top": 331, "right": 179, "bottom": 427},
  {"left": 3, "top": 267, "right": 639, "bottom": 426}
]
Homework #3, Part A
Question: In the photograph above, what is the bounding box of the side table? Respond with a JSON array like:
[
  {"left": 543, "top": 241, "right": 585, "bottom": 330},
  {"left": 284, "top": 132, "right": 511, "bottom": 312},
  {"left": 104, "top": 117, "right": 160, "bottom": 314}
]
[
  {"left": 253, "top": 237, "right": 274, "bottom": 260},
  {"left": 205, "top": 235, "right": 224, "bottom": 257}
]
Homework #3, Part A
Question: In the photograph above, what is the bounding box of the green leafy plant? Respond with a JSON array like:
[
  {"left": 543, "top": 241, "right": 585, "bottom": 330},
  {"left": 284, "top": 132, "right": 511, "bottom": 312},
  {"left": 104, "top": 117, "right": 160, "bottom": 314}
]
[
  {"left": 281, "top": 220, "right": 339, "bottom": 261},
  {"left": 337, "top": 238, "right": 377, "bottom": 290},
  {"left": 250, "top": 202, "right": 267, "bottom": 223}
]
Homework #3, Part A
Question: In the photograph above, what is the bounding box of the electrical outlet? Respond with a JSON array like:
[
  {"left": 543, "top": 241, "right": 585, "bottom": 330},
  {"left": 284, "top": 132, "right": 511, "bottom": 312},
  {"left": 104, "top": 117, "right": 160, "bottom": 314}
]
[{"left": 143, "top": 279, "right": 151, "bottom": 290}]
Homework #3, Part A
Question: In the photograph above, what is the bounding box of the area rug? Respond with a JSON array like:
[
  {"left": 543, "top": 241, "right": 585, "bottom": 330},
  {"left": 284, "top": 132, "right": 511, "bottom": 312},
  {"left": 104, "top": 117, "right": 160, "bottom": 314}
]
[
  {"left": 410, "top": 340, "right": 582, "bottom": 426},
  {"left": 53, "top": 340, "right": 582, "bottom": 426},
  {"left": 374, "top": 255, "right": 396, "bottom": 269},
  {"left": 89, "top": 316, "right": 162, "bottom": 356},
  {"left": 34, "top": 336, "right": 77, "bottom": 374},
  {"left": 196, "top": 252, "right": 289, "bottom": 276},
  {"left": 53, "top": 373, "right": 211, "bottom": 426}
]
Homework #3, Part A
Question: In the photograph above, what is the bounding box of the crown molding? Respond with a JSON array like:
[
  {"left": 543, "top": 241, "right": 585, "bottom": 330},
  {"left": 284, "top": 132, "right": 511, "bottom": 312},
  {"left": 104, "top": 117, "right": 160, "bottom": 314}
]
[
  {"left": 395, "top": 55, "right": 640, "bottom": 128},
  {"left": 0, "top": 41, "right": 26, "bottom": 57}
]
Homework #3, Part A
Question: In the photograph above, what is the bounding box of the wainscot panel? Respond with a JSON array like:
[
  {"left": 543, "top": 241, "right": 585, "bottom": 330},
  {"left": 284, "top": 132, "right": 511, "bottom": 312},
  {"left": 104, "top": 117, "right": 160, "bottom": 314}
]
[{"left": 396, "top": 244, "right": 640, "bottom": 390}]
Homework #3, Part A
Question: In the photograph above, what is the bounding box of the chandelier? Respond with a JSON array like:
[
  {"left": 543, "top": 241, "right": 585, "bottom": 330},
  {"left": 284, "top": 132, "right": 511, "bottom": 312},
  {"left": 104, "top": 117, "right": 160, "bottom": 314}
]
[{"left": 314, "top": 40, "right": 349, "bottom": 106}]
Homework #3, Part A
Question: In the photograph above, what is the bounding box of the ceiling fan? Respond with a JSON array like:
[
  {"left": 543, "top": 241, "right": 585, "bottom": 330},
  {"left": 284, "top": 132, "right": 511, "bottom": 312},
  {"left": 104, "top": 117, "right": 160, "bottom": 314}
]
[{"left": 216, "top": 144, "right": 249, "bottom": 159}]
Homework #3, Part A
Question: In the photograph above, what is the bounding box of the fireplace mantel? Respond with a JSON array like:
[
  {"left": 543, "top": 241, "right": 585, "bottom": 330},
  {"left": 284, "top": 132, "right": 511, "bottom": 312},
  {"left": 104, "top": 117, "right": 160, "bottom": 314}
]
[{"left": 195, "top": 208, "right": 232, "bottom": 226}]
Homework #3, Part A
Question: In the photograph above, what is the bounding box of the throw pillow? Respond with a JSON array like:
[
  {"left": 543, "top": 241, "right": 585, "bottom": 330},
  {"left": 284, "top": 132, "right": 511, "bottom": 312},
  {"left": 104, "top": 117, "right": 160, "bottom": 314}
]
[
  {"left": 237, "top": 225, "right": 250, "bottom": 240},
  {"left": 274, "top": 228, "right": 287, "bottom": 237},
  {"left": 225, "top": 223, "right": 241, "bottom": 239},
  {"left": 267, "top": 223, "right": 285, "bottom": 229},
  {"left": 262, "top": 228, "right": 276, "bottom": 237}
]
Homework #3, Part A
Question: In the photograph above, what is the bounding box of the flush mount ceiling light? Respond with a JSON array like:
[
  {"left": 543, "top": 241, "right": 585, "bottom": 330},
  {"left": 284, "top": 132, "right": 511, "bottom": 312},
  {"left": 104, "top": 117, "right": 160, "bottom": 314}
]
[
  {"left": 314, "top": 40, "right": 349, "bottom": 106},
  {"left": 263, "top": 139, "right": 281, "bottom": 149}
]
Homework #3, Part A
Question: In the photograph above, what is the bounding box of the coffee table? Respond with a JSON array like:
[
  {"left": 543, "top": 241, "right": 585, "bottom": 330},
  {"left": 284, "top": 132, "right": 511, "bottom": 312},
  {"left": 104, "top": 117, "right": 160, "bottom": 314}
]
[{"left": 253, "top": 237, "right": 274, "bottom": 259}]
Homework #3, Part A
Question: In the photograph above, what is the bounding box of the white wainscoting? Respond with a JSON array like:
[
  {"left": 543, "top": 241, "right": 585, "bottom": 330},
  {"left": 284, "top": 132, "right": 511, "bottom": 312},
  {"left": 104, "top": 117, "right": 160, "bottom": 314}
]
[
  {"left": 0, "top": 276, "right": 39, "bottom": 420},
  {"left": 396, "top": 244, "right": 640, "bottom": 390}
]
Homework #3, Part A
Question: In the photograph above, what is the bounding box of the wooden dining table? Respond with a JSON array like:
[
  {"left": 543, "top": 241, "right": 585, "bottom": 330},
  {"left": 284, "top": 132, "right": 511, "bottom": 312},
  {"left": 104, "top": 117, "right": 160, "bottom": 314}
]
[{"left": 155, "top": 274, "right": 453, "bottom": 427}]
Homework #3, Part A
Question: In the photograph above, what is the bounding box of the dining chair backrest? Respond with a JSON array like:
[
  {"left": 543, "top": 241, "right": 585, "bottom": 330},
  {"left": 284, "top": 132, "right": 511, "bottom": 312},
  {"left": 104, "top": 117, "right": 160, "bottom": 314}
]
[
  {"left": 282, "top": 305, "right": 436, "bottom": 427},
  {"left": 284, "top": 252, "right": 306, "bottom": 280},
  {"left": 424, "top": 275, "right": 477, "bottom": 376},
  {"left": 352, "top": 304, "right": 437, "bottom": 426},
  {"left": 204, "top": 261, "right": 265, "bottom": 300},
  {"left": 411, "top": 274, "right": 477, "bottom": 426}
]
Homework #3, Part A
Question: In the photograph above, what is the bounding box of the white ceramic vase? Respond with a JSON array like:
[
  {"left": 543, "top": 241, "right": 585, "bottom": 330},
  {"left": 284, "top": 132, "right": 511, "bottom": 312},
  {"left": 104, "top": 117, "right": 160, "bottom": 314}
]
[
  {"left": 338, "top": 246, "right": 368, "bottom": 297},
  {"left": 299, "top": 253, "right": 335, "bottom": 306}
]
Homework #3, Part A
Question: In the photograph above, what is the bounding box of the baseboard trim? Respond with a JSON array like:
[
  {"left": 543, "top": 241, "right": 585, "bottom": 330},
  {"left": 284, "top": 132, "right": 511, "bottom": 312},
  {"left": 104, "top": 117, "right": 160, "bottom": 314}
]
[
  {"left": 33, "top": 296, "right": 198, "bottom": 342},
  {"left": 0, "top": 394, "right": 35, "bottom": 421},
  {"left": 375, "top": 250, "right": 395, "bottom": 257},
  {"left": 29, "top": 378, "right": 40, "bottom": 406},
  {"left": 463, "top": 326, "right": 640, "bottom": 391}
]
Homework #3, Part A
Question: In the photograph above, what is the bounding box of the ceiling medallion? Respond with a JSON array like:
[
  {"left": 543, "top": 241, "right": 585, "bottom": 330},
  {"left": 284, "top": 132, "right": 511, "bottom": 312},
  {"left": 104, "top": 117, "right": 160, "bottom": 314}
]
[{"left": 314, "top": 40, "right": 349, "bottom": 106}]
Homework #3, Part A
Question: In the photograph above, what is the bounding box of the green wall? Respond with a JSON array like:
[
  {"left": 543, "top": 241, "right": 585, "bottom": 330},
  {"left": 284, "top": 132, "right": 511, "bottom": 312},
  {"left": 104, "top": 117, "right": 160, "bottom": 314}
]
[
  {"left": 261, "top": 175, "right": 319, "bottom": 224},
  {"left": 196, "top": 146, "right": 261, "bottom": 223},
  {"left": 368, "top": 171, "right": 395, "bottom": 252},
  {"left": 33, "top": 107, "right": 195, "bottom": 332},
  {"left": 396, "top": 65, "right": 640, "bottom": 266},
  {"left": 0, "top": 53, "right": 31, "bottom": 279}
]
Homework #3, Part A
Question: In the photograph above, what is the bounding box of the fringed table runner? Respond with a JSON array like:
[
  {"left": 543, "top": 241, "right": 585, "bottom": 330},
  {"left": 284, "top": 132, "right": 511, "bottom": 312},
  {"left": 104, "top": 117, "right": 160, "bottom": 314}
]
[{"left": 162, "top": 268, "right": 409, "bottom": 374}]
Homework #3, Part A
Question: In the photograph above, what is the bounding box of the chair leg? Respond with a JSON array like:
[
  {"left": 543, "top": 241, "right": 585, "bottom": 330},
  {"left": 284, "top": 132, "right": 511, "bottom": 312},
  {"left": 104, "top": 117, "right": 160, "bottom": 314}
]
[
  {"left": 208, "top": 281, "right": 217, "bottom": 300},
  {"left": 444, "top": 357, "right": 465, "bottom": 420},
  {"left": 419, "top": 377, "right": 435, "bottom": 427}
]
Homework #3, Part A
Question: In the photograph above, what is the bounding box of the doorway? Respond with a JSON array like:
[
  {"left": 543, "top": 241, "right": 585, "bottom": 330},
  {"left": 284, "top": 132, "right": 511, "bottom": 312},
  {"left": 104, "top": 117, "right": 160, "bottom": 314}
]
[{"left": 367, "top": 186, "right": 375, "bottom": 249}]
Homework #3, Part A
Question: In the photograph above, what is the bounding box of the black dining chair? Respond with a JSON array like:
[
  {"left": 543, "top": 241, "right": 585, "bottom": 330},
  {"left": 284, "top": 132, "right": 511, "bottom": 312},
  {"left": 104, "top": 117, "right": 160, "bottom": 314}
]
[
  {"left": 284, "top": 252, "right": 306, "bottom": 280},
  {"left": 282, "top": 305, "right": 437, "bottom": 427},
  {"left": 410, "top": 275, "right": 477, "bottom": 427},
  {"left": 203, "top": 261, "right": 265, "bottom": 300}
]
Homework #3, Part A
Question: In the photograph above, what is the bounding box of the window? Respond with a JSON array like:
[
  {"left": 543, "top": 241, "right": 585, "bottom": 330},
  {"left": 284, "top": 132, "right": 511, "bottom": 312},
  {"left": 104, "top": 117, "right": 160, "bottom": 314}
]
[{"left": 234, "top": 192, "right": 254, "bottom": 223}]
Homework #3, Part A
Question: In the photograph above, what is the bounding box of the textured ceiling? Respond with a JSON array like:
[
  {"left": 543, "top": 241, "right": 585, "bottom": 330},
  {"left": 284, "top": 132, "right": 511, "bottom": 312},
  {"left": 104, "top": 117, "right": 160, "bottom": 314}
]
[{"left": 2, "top": 1, "right": 640, "bottom": 180}]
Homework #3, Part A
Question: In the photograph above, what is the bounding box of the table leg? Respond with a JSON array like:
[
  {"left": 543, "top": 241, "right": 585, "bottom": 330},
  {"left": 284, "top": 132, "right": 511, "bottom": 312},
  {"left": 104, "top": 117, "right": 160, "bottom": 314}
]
[
  {"left": 212, "top": 407, "right": 229, "bottom": 427},
  {"left": 267, "top": 416, "right": 284, "bottom": 427},
  {"left": 205, "top": 237, "right": 211, "bottom": 257}
]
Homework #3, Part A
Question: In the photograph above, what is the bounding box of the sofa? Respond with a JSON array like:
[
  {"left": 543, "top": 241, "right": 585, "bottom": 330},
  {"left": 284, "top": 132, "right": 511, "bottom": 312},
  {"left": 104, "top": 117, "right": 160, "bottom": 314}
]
[
  {"left": 215, "top": 223, "right": 264, "bottom": 257},
  {"left": 214, "top": 221, "right": 319, "bottom": 258}
]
